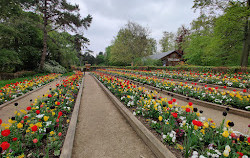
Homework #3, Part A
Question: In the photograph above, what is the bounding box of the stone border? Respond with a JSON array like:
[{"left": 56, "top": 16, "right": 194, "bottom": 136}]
[
  {"left": 119, "top": 76, "right": 250, "bottom": 119},
  {"left": 60, "top": 76, "right": 85, "bottom": 158},
  {"left": 0, "top": 77, "right": 62, "bottom": 109},
  {"left": 92, "top": 75, "right": 177, "bottom": 158}
]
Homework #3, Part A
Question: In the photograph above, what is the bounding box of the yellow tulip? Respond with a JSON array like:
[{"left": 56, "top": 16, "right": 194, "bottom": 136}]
[
  {"left": 44, "top": 116, "right": 49, "bottom": 122},
  {"left": 158, "top": 116, "right": 163, "bottom": 122},
  {"left": 17, "top": 123, "right": 23, "bottom": 129},
  {"left": 222, "top": 130, "right": 229, "bottom": 137}
]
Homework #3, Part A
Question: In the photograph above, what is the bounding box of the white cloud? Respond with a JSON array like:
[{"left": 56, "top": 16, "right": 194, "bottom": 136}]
[{"left": 68, "top": 0, "right": 199, "bottom": 56}]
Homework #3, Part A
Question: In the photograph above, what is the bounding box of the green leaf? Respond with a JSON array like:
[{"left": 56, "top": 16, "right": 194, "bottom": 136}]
[{"left": 54, "top": 150, "right": 60, "bottom": 156}]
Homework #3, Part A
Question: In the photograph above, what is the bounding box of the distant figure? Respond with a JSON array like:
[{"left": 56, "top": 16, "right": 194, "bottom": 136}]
[{"left": 83, "top": 67, "right": 86, "bottom": 75}]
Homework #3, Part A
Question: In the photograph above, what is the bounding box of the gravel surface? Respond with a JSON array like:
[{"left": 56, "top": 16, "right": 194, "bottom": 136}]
[
  {"left": 0, "top": 77, "right": 65, "bottom": 124},
  {"left": 72, "top": 73, "right": 156, "bottom": 158}
]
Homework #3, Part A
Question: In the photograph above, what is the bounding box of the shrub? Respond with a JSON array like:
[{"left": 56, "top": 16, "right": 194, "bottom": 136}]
[{"left": 43, "top": 60, "right": 67, "bottom": 74}]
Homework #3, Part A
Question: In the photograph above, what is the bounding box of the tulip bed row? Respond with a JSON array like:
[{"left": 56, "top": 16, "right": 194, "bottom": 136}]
[
  {"left": 0, "top": 71, "right": 83, "bottom": 157},
  {"left": 112, "top": 69, "right": 249, "bottom": 89},
  {"left": 0, "top": 73, "right": 61, "bottom": 105},
  {"left": 97, "top": 69, "right": 250, "bottom": 111},
  {"left": 92, "top": 71, "right": 249, "bottom": 158}
]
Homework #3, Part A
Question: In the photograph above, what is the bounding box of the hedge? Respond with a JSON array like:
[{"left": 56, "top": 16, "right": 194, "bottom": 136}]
[{"left": 76, "top": 66, "right": 250, "bottom": 73}]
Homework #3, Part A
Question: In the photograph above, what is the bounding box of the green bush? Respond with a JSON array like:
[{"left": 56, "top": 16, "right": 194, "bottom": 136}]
[
  {"left": 142, "top": 58, "right": 163, "bottom": 66},
  {"left": 43, "top": 60, "right": 67, "bottom": 74},
  {"left": 80, "top": 65, "right": 250, "bottom": 73}
]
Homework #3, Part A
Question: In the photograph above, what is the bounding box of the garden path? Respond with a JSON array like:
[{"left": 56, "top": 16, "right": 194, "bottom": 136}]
[
  {"left": 0, "top": 77, "right": 66, "bottom": 124},
  {"left": 72, "top": 73, "right": 156, "bottom": 158}
]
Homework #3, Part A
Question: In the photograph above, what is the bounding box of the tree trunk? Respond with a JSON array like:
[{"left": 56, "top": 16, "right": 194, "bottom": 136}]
[
  {"left": 241, "top": 0, "right": 250, "bottom": 67},
  {"left": 39, "top": 0, "right": 48, "bottom": 71}
]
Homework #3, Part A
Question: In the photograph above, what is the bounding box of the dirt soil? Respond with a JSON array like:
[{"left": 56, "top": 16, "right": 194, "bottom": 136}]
[
  {"left": 72, "top": 73, "right": 156, "bottom": 158},
  {"left": 0, "top": 77, "right": 65, "bottom": 124}
]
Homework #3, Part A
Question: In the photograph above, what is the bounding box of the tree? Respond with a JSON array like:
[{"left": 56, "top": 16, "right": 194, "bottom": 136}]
[
  {"left": 104, "top": 45, "right": 112, "bottom": 65},
  {"left": 110, "top": 21, "right": 156, "bottom": 65},
  {"left": 0, "top": 11, "right": 43, "bottom": 71},
  {"left": 175, "top": 25, "right": 190, "bottom": 52},
  {"left": 21, "top": 0, "right": 92, "bottom": 70},
  {"left": 192, "top": 0, "right": 250, "bottom": 66},
  {"left": 182, "top": 14, "right": 220, "bottom": 66},
  {"left": 159, "top": 31, "right": 175, "bottom": 52},
  {"left": 96, "top": 52, "right": 105, "bottom": 65},
  {"left": 48, "top": 31, "right": 79, "bottom": 68},
  {"left": 0, "top": 49, "right": 22, "bottom": 72}
]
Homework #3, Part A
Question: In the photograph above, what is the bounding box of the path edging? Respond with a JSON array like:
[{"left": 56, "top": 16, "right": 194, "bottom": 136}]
[
  {"left": 60, "top": 76, "right": 85, "bottom": 158},
  {"left": 0, "top": 77, "right": 62, "bottom": 109},
  {"left": 92, "top": 74, "right": 176, "bottom": 158}
]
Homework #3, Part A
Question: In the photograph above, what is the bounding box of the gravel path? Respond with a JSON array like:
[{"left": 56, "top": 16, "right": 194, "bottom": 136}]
[
  {"left": 72, "top": 73, "right": 156, "bottom": 158},
  {"left": 0, "top": 77, "right": 65, "bottom": 124}
]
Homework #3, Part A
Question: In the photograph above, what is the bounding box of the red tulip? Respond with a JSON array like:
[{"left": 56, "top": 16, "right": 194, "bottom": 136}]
[
  {"left": 223, "top": 86, "right": 227, "bottom": 89},
  {"left": 31, "top": 125, "right": 38, "bottom": 132},
  {"left": 237, "top": 152, "right": 244, "bottom": 157},
  {"left": 56, "top": 102, "right": 60, "bottom": 106},
  {"left": 58, "top": 111, "right": 63, "bottom": 117},
  {"left": 0, "top": 141, "right": 10, "bottom": 150},
  {"left": 33, "top": 138, "right": 38, "bottom": 143},
  {"left": 172, "top": 98, "right": 176, "bottom": 102},
  {"left": 186, "top": 108, "right": 190, "bottom": 112},
  {"left": 48, "top": 94, "right": 52, "bottom": 98},
  {"left": 215, "top": 87, "right": 218, "bottom": 90},
  {"left": 0, "top": 119, "right": 2, "bottom": 125},
  {"left": 172, "top": 112, "right": 178, "bottom": 118},
  {"left": 243, "top": 89, "right": 247, "bottom": 93},
  {"left": 188, "top": 102, "right": 193, "bottom": 106},
  {"left": 168, "top": 100, "right": 172, "bottom": 104},
  {"left": 231, "top": 133, "right": 236, "bottom": 138},
  {"left": 58, "top": 132, "right": 62, "bottom": 136},
  {"left": 192, "top": 120, "right": 203, "bottom": 127},
  {"left": 56, "top": 119, "right": 60, "bottom": 123},
  {"left": 248, "top": 136, "right": 250, "bottom": 143},
  {"left": 12, "top": 137, "right": 18, "bottom": 141},
  {"left": 1, "top": 129, "right": 10, "bottom": 137},
  {"left": 36, "top": 110, "right": 40, "bottom": 114},
  {"left": 26, "top": 106, "right": 31, "bottom": 110}
]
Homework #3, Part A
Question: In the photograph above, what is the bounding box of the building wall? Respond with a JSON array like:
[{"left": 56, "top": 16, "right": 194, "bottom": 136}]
[{"left": 161, "top": 52, "right": 182, "bottom": 66}]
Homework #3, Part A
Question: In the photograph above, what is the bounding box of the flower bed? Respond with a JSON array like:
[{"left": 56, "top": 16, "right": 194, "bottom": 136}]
[
  {"left": 92, "top": 71, "right": 250, "bottom": 158},
  {"left": 109, "top": 68, "right": 249, "bottom": 89},
  {"left": 0, "top": 71, "right": 83, "bottom": 157},
  {"left": 97, "top": 69, "right": 250, "bottom": 111},
  {"left": 0, "top": 74, "right": 61, "bottom": 105}
]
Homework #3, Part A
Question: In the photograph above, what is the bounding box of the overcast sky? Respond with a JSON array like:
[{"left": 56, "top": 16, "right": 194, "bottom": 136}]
[{"left": 69, "top": 0, "right": 199, "bottom": 56}]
